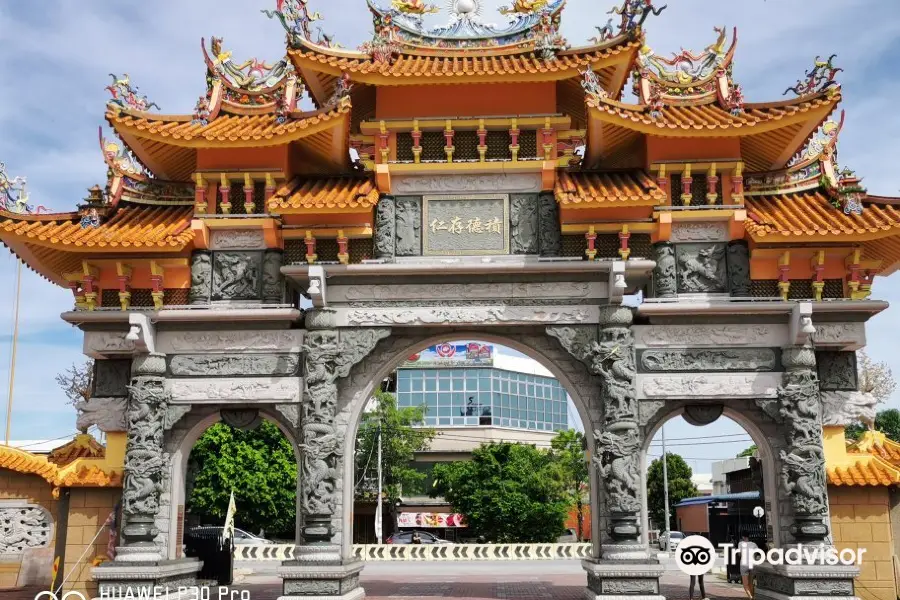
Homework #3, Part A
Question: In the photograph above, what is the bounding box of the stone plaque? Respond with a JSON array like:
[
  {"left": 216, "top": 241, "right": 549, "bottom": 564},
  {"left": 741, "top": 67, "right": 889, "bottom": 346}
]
[{"left": 423, "top": 194, "right": 509, "bottom": 256}]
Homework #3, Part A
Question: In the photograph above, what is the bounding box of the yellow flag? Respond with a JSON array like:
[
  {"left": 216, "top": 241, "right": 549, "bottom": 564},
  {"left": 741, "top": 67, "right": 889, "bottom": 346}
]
[
  {"left": 223, "top": 490, "right": 237, "bottom": 541},
  {"left": 50, "top": 556, "right": 60, "bottom": 592}
]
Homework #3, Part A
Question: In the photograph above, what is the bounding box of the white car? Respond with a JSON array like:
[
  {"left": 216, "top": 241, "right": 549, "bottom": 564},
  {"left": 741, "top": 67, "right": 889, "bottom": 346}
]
[{"left": 658, "top": 530, "right": 684, "bottom": 551}]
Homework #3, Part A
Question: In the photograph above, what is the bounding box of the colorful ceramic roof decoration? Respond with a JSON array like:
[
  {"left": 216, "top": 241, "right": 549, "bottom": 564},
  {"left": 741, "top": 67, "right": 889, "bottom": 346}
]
[
  {"left": 826, "top": 430, "right": 900, "bottom": 487},
  {"left": 0, "top": 0, "right": 897, "bottom": 292}
]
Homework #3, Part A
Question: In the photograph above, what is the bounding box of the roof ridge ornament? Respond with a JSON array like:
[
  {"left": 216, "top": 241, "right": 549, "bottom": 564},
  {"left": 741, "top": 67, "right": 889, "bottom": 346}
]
[
  {"left": 105, "top": 73, "right": 160, "bottom": 113},
  {"left": 0, "top": 164, "right": 47, "bottom": 215},
  {"left": 263, "top": 0, "right": 336, "bottom": 49},
  {"left": 205, "top": 36, "right": 292, "bottom": 92},
  {"left": 609, "top": 0, "right": 667, "bottom": 37},
  {"left": 783, "top": 54, "right": 842, "bottom": 97}
]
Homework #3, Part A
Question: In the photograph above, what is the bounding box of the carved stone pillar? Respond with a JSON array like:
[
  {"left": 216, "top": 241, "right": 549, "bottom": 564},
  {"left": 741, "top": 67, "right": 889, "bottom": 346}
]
[
  {"left": 373, "top": 195, "right": 395, "bottom": 260},
  {"left": 727, "top": 240, "right": 751, "bottom": 297},
  {"left": 262, "top": 249, "right": 284, "bottom": 304},
  {"left": 118, "top": 352, "right": 168, "bottom": 562},
  {"left": 188, "top": 250, "right": 211, "bottom": 305},
  {"left": 651, "top": 242, "right": 676, "bottom": 298},
  {"left": 538, "top": 192, "right": 561, "bottom": 257},
  {"left": 548, "top": 309, "right": 663, "bottom": 600},
  {"left": 281, "top": 314, "right": 389, "bottom": 600}
]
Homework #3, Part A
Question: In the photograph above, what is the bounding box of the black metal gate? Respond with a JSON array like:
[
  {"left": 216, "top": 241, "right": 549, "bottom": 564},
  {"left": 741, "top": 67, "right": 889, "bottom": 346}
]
[{"left": 184, "top": 527, "right": 233, "bottom": 586}]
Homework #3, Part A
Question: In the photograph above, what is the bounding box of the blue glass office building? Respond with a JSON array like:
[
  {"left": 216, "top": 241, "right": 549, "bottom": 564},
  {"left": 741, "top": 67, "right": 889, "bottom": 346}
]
[{"left": 394, "top": 343, "right": 569, "bottom": 432}]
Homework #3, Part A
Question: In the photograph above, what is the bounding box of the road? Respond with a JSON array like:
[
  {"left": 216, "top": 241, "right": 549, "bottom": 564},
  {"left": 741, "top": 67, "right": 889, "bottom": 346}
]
[{"left": 231, "top": 558, "right": 744, "bottom": 599}]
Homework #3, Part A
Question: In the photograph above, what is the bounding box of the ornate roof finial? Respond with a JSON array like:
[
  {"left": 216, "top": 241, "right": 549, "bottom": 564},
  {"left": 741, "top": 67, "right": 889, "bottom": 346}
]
[
  {"left": 783, "top": 54, "right": 842, "bottom": 97},
  {"left": 262, "top": 0, "right": 329, "bottom": 48},
  {"left": 105, "top": 73, "right": 159, "bottom": 113},
  {"left": 392, "top": 0, "right": 440, "bottom": 14},
  {"left": 360, "top": 14, "right": 402, "bottom": 63},
  {"left": 609, "top": 0, "right": 667, "bottom": 36},
  {"left": 329, "top": 72, "right": 354, "bottom": 106},
  {"left": 0, "top": 164, "right": 47, "bottom": 215},
  {"left": 499, "top": 0, "right": 548, "bottom": 15},
  {"left": 581, "top": 67, "right": 609, "bottom": 103}
]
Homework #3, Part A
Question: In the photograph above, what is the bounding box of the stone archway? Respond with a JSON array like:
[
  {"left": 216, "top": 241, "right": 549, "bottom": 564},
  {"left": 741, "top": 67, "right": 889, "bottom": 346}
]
[
  {"left": 638, "top": 403, "right": 785, "bottom": 548},
  {"left": 164, "top": 405, "right": 303, "bottom": 561},
  {"left": 334, "top": 326, "right": 603, "bottom": 558}
]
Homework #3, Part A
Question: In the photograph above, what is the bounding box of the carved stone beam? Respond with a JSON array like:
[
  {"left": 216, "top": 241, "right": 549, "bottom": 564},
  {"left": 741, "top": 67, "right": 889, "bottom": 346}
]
[
  {"left": 307, "top": 265, "right": 327, "bottom": 307},
  {"left": 127, "top": 313, "right": 156, "bottom": 354},
  {"left": 789, "top": 302, "right": 815, "bottom": 346},
  {"left": 608, "top": 260, "right": 627, "bottom": 304}
]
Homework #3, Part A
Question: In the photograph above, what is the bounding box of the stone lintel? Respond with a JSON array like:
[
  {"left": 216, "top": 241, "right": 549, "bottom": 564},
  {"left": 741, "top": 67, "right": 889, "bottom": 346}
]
[
  {"left": 637, "top": 372, "right": 782, "bottom": 399},
  {"left": 168, "top": 377, "right": 302, "bottom": 404},
  {"left": 157, "top": 330, "right": 305, "bottom": 354},
  {"left": 337, "top": 305, "right": 601, "bottom": 327},
  {"left": 327, "top": 281, "right": 609, "bottom": 303}
]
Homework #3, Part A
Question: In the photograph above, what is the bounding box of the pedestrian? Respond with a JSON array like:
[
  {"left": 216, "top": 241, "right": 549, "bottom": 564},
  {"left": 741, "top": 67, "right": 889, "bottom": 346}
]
[
  {"left": 412, "top": 532, "right": 422, "bottom": 544},
  {"left": 688, "top": 574, "right": 708, "bottom": 600},
  {"left": 739, "top": 533, "right": 758, "bottom": 598}
]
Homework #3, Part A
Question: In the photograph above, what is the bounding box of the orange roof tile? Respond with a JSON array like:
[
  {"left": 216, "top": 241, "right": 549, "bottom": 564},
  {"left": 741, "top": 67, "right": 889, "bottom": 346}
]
[
  {"left": 48, "top": 434, "right": 106, "bottom": 467},
  {"left": 0, "top": 204, "right": 193, "bottom": 250},
  {"left": 290, "top": 42, "right": 638, "bottom": 81},
  {"left": 268, "top": 177, "right": 379, "bottom": 213},
  {"left": 827, "top": 455, "right": 900, "bottom": 487},
  {"left": 0, "top": 445, "right": 58, "bottom": 482},
  {"left": 0, "top": 441, "right": 122, "bottom": 489},
  {"left": 849, "top": 430, "right": 900, "bottom": 465},
  {"left": 587, "top": 93, "right": 839, "bottom": 133},
  {"left": 745, "top": 192, "right": 900, "bottom": 240},
  {"left": 105, "top": 99, "right": 351, "bottom": 147},
  {"left": 555, "top": 171, "right": 665, "bottom": 208}
]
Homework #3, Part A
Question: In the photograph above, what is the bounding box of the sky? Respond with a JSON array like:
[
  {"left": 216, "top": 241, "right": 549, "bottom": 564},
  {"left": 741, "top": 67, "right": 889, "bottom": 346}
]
[{"left": 1, "top": 0, "right": 899, "bottom": 469}]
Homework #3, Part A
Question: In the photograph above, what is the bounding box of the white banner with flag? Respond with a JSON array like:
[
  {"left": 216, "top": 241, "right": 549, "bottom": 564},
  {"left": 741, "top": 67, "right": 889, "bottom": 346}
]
[
  {"left": 223, "top": 490, "right": 237, "bottom": 541},
  {"left": 374, "top": 500, "right": 383, "bottom": 544}
]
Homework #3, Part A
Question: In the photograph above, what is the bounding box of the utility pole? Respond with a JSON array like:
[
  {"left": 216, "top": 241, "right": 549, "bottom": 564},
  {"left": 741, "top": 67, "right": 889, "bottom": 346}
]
[
  {"left": 661, "top": 425, "right": 671, "bottom": 549},
  {"left": 4, "top": 260, "right": 23, "bottom": 445},
  {"left": 375, "top": 419, "right": 383, "bottom": 544}
]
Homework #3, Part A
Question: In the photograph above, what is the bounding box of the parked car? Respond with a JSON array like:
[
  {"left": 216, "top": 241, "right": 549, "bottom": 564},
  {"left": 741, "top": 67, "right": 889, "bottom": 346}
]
[
  {"left": 385, "top": 531, "right": 452, "bottom": 544},
  {"left": 189, "top": 526, "right": 274, "bottom": 545},
  {"left": 658, "top": 530, "right": 684, "bottom": 552},
  {"left": 557, "top": 528, "right": 579, "bottom": 543}
]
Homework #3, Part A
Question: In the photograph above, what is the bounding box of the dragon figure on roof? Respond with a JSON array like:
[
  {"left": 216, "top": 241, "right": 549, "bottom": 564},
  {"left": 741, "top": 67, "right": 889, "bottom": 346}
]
[
  {"left": 205, "top": 36, "right": 291, "bottom": 91},
  {"left": 0, "top": 164, "right": 47, "bottom": 215},
  {"left": 783, "top": 54, "right": 842, "bottom": 97},
  {"left": 609, "top": 0, "right": 667, "bottom": 35},
  {"left": 105, "top": 74, "right": 160, "bottom": 113},
  {"left": 638, "top": 26, "right": 733, "bottom": 85},
  {"left": 263, "top": 0, "right": 335, "bottom": 48}
]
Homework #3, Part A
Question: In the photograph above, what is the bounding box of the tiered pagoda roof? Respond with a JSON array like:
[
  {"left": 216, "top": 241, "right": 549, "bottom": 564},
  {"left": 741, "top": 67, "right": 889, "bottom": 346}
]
[{"left": 2, "top": 0, "right": 900, "bottom": 290}]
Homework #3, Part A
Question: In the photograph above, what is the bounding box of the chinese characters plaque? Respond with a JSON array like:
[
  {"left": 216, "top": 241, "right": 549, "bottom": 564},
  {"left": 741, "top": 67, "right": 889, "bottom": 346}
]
[{"left": 423, "top": 194, "right": 509, "bottom": 256}]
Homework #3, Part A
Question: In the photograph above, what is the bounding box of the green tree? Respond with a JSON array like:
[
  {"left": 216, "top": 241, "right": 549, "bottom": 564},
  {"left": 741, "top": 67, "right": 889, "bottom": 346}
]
[
  {"left": 737, "top": 445, "right": 758, "bottom": 458},
  {"left": 431, "top": 442, "right": 569, "bottom": 543},
  {"left": 846, "top": 409, "right": 900, "bottom": 443},
  {"left": 355, "top": 391, "right": 435, "bottom": 510},
  {"left": 549, "top": 430, "right": 589, "bottom": 541},
  {"left": 646, "top": 453, "right": 698, "bottom": 531},
  {"left": 188, "top": 421, "right": 297, "bottom": 538}
]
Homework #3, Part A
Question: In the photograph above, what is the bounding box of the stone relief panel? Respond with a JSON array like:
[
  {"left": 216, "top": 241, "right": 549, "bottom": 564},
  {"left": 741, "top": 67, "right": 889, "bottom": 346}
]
[
  {"left": 157, "top": 330, "right": 304, "bottom": 354},
  {"left": 261, "top": 250, "right": 284, "bottom": 304},
  {"left": 83, "top": 332, "right": 135, "bottom": 357},
  {"left": 168, "top": 354, "right": 300, "bottom": 377},
  {"left": 209, "top": 229, "right": 265, "bottom": 250},
  {"left": 0, "top": 503, "right": 53, "bottom": 554},
  {"left": 373, "top": 195, "right": 395, "bottom": 259},
  {"left": 509, "top": 194, "right": 538, "bottom": 254},
  {"left": 94, "top": 359, "right": 132, "bottom": 396},
  {"left": 537, "top": 192, "right": 561, "bottom": 257},
  {"left": 638, "top": 348, "right": 778, "bottom": 372},
  {"left": 676, "top": 243, "right": 727, "bottom": 293},
  {"left": 634, "top": 325, "right": 787, "bottom": 348},
  {"left": 651, "top": 242, "right": 676, "bottom": 298},
  {"left": 189, "top": 250, "right": 212, "bottom": 305},
  {"left": 811, "top": 323, "right": 866, "bottom": 349},
  {"left": 76, "top": 397, "right": 127, "bottom": 433},
  {"left": 726, "top": 240, "right": 751, "bottom": 297},
  {"left": 168, "top": 377, "right": 302, "bottom": 404},
  {"left": 330, "top": 282, "right": 605, "bottom": 303},
  {"left": 211, "top": 252, "right": 262, "bottom": 301},
  {"left": 637, "top": 373, "right": 782, "bottom": 399},
  {"left": 391, "top": 173, "right": 542, "bottom": 195},
  {"left": 816, "top": 351, "right": 858, "bottom": 390},
  {"left": 669, "top": 222, "right": 729, "bottom": 243},
  {"left": 343, "top": 305, "right": 598, "bottom": 326},
  {"left": 394, "top": 197, "right": 422, "bottom": 257}
]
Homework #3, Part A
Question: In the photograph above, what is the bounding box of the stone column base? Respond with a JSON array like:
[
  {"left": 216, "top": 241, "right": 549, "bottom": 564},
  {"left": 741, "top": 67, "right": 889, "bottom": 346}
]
[
  {"left": 92, "top": 558, "right": 202, "bottom": 599},
  {"left": 278, "top": 561, "right": 365, "bottom": 600},
  {"left": 582, "top": 559, "right": 665, "bottom": 600},
  {"left": 753, "top": 563, "right": 860, "bottom": 600}
]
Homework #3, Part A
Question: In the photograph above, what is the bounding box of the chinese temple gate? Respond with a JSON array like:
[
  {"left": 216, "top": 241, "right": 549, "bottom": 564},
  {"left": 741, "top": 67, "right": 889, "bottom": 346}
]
[{"left": 1, "top": 0, "right": 898, "bottom": 598}]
